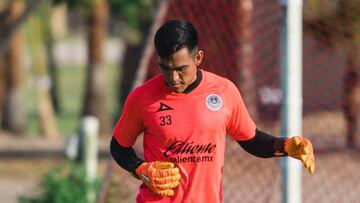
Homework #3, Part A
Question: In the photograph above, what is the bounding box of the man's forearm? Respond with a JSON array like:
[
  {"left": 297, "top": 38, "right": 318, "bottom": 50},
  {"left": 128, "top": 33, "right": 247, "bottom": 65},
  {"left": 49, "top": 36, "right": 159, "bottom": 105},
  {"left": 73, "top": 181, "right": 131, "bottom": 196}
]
[
  {"left": 110, "top": 136, "right": 144, "bottom": 177},
  {"left": 237, "top": 129, "right": 287, "bottom": 158}
]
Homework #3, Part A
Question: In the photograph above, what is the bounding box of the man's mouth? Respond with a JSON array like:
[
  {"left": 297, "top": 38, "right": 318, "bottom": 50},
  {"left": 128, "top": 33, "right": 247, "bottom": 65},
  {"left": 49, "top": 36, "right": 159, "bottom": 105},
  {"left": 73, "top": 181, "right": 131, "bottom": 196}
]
[{"left": 169, "top": 81, "right": 182, "bottom": 87}]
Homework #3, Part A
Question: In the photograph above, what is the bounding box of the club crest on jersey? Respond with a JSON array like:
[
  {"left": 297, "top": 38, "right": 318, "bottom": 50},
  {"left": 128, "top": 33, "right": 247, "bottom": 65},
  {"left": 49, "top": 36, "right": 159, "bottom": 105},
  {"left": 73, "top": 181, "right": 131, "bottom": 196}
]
[{"left": 206, "top": 94, "right": 222, "bottom": 111}]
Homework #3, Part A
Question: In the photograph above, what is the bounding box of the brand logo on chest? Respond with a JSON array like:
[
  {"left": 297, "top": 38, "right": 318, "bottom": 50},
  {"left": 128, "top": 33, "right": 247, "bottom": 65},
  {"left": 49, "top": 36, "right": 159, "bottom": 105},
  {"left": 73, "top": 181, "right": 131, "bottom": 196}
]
[
  {"left": 156, "top": 102, "right": 174, "bottom": 112},
  {"left": 163, "top": 140, "right": 216, "bottom": 163}
]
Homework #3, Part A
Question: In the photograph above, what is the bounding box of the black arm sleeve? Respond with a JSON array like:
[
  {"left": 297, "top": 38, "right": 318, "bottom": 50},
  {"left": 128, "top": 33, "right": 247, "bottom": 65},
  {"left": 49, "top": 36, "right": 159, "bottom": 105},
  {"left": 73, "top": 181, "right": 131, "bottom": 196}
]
[
  {"left": 237, "top": 129, "right": 287, "bottom": 158},
  {"left": 110, "top": 136, "right": 145, "bottom": 178}
]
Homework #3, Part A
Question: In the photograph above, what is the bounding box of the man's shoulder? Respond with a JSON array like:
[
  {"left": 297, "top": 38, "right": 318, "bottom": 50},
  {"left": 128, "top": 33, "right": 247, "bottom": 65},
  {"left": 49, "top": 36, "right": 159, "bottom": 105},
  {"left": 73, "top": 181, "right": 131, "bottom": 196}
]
[
  {"left": 202, "top": 70, "right": 235, "bottom": 88},
  {"left": 136, "top": 74, "right": 162, "bottom": 90},
  {"left": 128, "top": 74, "right": 163, "bottom": 99}
]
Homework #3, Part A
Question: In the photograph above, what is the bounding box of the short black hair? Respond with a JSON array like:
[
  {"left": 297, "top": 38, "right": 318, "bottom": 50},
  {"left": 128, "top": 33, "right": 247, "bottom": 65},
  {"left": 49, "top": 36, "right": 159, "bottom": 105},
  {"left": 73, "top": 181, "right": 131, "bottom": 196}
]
[{"left": 154, "top": 19, "right": 198, "bottom": 59}]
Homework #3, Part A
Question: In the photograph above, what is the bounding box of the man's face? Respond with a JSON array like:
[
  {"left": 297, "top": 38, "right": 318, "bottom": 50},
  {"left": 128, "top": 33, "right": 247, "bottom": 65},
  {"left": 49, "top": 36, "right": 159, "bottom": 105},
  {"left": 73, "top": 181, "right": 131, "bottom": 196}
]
[{"left": 158, "top": 48, "right": 203, "bottom": 93}]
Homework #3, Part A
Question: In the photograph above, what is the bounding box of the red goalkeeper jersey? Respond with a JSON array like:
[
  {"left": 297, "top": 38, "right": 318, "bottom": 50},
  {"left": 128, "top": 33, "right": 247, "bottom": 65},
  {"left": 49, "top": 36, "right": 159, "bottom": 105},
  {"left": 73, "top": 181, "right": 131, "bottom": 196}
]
[{"left": 113, "top": 69, "right": 256, "bottom": 203}]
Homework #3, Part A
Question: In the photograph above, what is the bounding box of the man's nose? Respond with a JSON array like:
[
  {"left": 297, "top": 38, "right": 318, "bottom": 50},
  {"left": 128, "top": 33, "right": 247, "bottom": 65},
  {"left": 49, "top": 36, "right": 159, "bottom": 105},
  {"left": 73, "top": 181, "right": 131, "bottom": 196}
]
[{"left": 169, "top": 70, "right": 180, "bottom": 81}]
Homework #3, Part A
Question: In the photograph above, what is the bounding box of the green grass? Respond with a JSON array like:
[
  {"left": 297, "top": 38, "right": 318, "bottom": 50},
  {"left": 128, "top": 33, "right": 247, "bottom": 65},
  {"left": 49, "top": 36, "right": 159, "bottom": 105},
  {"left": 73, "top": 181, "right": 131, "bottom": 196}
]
[
  {"left": 57, "top": 65, "right": 86, "bottom": 136},
  {"left": 25, "top": 64, "right": 120, "bottom": 137}
]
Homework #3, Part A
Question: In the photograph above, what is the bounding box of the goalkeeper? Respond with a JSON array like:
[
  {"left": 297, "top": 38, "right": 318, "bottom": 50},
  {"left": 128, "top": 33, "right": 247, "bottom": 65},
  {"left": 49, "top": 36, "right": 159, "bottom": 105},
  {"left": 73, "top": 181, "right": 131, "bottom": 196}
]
[{"left": 110, "top": 19, "right": 315, "bottom": 203}]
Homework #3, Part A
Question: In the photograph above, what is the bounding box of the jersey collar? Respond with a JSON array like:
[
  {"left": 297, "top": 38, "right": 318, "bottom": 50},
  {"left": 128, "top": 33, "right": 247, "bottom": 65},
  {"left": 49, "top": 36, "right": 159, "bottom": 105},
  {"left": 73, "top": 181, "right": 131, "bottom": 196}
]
[{"left": 183, "top": 69, "right": 203, "bottom": 94}]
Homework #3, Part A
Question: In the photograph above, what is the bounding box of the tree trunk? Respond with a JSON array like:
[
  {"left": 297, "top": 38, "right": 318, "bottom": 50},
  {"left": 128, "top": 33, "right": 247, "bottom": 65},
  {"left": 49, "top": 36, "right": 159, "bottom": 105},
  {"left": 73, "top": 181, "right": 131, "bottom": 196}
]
[
  {"left": 0, "top": 0, "right": 44, "bottom": 55},
  {"left": 82, "top": 0, "right": 110, "bottom": 135},
  {"left": 118, "top": 20, "right": 152, "bottom": 110},
  {"left": 119, "top": 42, "right": 144, "bottom": 107},
  {"left": 238, "top": 0, "right": 258, "bottom": 121},
  {"left": 0, "top": 56, "right": 5, "bottom": 127},
  {"left": 343, "top": 44, "right": 360, "bottom": 149},
  {"left": 29, "top": 15, "right": 58, "bottom": 137},
  {"left": 46, "top": 39, "right": 61, "bottom": 113},
  {"left": 2, "top": 0, "right": 26, "bottom": 134},
  {"left": 46, "top": 2, "right": 67, "bottom": 113}
]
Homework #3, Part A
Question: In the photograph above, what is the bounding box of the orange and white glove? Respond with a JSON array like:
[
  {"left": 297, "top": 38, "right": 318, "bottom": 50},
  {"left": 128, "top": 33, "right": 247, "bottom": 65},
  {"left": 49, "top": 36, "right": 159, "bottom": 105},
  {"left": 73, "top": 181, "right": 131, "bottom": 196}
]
[
  {"left": 285, "top": 136, "right": 315, "bottom": 174},
  {"left": 135, "top": 161, "right": 181, "bottom": 197}
]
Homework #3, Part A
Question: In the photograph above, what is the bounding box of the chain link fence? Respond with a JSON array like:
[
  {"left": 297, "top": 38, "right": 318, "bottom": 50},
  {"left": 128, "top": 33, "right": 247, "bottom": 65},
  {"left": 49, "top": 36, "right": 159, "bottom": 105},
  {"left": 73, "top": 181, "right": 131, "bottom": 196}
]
[{"left": 109, "top": 0, "right": 360, "bottom": 202}]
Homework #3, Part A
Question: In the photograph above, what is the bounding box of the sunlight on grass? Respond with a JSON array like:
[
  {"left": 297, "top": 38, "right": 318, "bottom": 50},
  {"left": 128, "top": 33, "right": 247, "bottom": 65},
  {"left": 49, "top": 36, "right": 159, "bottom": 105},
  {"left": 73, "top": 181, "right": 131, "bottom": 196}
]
[{"left": 57, "top": 65, "right": 85, "bottom": 135}]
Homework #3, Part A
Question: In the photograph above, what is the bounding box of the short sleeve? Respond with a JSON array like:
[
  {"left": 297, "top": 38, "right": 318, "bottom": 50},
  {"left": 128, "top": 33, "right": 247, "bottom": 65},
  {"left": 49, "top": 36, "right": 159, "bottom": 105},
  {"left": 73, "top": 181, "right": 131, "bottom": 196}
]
[
  {"left": 113, "top": 89, "right": 143, "bottom": 147},
  {"left": 226, "top": 82, "right": 256, "bottom": 141}
]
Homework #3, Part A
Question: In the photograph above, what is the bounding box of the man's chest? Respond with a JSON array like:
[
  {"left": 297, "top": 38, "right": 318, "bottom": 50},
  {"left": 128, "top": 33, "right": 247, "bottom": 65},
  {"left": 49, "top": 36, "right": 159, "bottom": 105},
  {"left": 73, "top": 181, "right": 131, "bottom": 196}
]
[{"left": 142, "top": 93, "right": 230, "bottom": 141}]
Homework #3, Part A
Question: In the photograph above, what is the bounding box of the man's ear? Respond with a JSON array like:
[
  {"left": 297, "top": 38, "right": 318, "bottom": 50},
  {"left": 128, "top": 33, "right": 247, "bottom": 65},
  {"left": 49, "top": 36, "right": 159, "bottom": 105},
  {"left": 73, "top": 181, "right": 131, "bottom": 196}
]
[{"left": 195, "top": 50, "right": 204, "bottom": 66}]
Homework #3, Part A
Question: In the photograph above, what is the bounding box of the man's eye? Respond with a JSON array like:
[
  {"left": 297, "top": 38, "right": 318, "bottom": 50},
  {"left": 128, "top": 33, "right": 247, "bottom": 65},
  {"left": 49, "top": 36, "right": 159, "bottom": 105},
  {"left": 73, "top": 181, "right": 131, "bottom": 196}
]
[{"left": 178, "top": 67, "right": 186, "bottom": 72}]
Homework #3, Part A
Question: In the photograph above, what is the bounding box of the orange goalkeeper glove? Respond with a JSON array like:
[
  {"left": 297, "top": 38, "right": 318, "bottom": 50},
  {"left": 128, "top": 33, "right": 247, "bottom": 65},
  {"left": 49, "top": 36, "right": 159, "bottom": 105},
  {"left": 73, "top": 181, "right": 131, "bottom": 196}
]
[
  {"left": 135, "top": 161, "right": 181, "bottom": 197},
  {"left": 285, "top": 136, "right": 315, "bottom": 174}
]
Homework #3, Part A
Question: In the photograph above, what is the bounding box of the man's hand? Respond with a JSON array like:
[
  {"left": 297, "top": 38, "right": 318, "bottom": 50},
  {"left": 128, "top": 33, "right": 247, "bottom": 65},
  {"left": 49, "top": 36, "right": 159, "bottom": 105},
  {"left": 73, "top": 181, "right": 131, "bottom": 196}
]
[
  {"left": 285, "top": 136, "right": 315, "bottom": 174},
  {"left": 135, "top": 161, "right": 181, "bottom": 197}
]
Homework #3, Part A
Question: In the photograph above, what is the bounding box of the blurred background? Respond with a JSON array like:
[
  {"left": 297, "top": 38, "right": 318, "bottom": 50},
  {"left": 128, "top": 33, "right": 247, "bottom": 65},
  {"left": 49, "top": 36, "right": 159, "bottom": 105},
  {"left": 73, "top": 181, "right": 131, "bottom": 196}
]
[{"left": 0, "top": 0, "right": 360, "bottom": 202}]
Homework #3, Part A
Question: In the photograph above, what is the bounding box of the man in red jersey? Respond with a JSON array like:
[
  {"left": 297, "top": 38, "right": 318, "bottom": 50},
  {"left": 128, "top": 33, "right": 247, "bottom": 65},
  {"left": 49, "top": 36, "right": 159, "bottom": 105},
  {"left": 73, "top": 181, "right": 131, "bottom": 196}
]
[{"left": 110, "top": 19, "right": 315, "bottom": 203}]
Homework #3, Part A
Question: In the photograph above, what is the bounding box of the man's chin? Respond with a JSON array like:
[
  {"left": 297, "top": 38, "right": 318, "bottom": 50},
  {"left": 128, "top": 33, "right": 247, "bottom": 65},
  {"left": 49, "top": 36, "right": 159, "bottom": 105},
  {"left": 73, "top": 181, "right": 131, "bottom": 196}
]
[
  {"left": 171, "top": 88, "right": 184, "bottom": 93},
  {"left": 170, "top": 86, "right": 185, "bottom": 93},
  {"left": 166, "top": 81, "right": 185, "bottom": 93}
]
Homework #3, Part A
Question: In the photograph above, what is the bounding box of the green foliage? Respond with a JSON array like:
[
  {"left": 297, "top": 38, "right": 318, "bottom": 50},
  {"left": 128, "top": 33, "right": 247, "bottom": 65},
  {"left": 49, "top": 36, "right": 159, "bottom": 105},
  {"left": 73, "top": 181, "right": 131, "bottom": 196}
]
[
  {"left": 19, "top": 162, "right": 101, "bottom": 203},
  {"left": 32, "top": 0, "right": 54, "bottom": 44},
  {"left": 109, "top": 0, "right": 158, "bottom": 30},
  {"left": 52, "top": 0, "right": 96, "bottom": 8}
]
